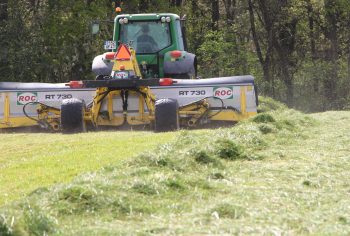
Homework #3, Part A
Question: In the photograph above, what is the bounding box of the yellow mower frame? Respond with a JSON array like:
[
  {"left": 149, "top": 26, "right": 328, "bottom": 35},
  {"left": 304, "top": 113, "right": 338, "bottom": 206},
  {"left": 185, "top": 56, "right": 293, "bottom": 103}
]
[{"left": 0, "top": 44, "right": 257, "bottom": 132}]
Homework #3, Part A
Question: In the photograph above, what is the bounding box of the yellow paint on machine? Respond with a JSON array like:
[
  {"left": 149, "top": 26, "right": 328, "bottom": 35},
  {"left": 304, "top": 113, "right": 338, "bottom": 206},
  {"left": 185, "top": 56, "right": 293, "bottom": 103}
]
[{"left": 0, "top": 86, "right": 256, "bottom": 129}]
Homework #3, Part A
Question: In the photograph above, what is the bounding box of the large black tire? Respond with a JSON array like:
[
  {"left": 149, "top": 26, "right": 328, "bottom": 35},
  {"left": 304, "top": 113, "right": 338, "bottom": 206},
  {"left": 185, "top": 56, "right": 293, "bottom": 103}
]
[
  {"left": 155, "top": 99, "right": 180, "bottom": 132},
  {"left": 61, "top": 98, "right": 86, "bottom": 134}
]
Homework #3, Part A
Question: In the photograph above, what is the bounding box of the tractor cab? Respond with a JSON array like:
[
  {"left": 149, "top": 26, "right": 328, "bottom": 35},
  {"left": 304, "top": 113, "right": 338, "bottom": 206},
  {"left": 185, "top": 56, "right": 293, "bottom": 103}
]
[
  {"left": 117, "top": 15, "right": 178, "bottom": 54},
  {"left": 92, "top": 14, "right": 197, "bottom": 79}
]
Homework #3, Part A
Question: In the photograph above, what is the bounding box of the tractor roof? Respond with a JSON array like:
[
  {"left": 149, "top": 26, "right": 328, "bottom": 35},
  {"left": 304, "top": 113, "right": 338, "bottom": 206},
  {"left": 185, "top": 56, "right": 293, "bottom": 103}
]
[{"left": 115, "top": 13, "right": 180, "bottom": 21}]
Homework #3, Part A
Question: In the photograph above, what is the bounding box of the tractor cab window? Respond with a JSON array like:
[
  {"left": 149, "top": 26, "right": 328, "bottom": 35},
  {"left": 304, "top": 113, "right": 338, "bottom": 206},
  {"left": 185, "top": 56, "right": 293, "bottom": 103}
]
[{"left": 120, "top": 21, "right": 171, "bottom": 54}]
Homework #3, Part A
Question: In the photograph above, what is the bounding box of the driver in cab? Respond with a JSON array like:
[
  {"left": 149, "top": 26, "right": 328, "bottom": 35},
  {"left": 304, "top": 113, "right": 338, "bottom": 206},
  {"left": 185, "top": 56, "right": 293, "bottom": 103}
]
[{"left": 137, "top": 24, "right": 158, "bottom": 53}]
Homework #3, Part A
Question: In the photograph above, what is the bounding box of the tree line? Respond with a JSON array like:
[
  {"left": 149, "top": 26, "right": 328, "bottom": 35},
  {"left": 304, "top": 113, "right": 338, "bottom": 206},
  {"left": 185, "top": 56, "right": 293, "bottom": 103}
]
[{"left": 0, "top": 0, "right": 349, "bottom": 111}]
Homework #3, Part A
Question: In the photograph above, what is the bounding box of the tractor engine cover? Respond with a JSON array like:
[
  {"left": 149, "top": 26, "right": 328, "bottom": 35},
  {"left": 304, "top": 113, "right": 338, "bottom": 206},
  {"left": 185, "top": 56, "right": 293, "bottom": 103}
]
[
  {"left": 163, "top": 51, "right": 197, "bottom": 78},
  {"left": 92, "top": 54, "right": 114, "bottom": 76}
]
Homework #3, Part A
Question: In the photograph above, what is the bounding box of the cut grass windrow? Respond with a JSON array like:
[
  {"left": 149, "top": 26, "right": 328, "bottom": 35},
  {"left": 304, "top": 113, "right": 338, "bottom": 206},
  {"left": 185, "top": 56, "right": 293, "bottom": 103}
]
[{"left": 1, "top": 97, "right": 350, "bottom": 235}]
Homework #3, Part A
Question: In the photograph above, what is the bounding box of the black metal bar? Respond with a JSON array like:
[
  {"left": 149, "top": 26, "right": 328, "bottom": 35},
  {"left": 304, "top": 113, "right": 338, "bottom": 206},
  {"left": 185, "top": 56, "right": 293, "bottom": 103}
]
[{"left": 83, "top": 79, "right": 160, "bottom": 89}]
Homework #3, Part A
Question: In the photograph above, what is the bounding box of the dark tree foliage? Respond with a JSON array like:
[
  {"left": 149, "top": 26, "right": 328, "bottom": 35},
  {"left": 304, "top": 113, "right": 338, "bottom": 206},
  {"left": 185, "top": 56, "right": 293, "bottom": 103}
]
[{"left": 0, "top": 0, "right": 349, "bottom": 111}]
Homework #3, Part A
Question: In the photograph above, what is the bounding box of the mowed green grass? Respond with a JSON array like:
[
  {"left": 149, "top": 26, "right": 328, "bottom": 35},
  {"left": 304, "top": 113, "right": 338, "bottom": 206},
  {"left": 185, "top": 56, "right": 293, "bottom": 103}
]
[
  {"left": 1, "top": 98, "right": 350, "bottom": 235},
  {"left": 0, "top": 131, "right": 175, "bottom": 206}
]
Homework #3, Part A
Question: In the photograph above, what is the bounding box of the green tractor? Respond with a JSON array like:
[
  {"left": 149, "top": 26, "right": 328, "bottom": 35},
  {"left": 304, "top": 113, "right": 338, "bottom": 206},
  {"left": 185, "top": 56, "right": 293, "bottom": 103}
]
[{"left": 92, "top": 13, "right": 197, "bottom": 80}]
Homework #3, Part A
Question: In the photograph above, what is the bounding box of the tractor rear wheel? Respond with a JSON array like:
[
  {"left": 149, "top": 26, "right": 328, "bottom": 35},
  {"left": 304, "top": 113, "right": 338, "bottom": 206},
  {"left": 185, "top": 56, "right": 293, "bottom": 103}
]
[
  {"left": 61, "top": 98, "right": 86, "bottom": 133},
  {"left": 155, "top": 98, "right": 179, "bottom": 132}
]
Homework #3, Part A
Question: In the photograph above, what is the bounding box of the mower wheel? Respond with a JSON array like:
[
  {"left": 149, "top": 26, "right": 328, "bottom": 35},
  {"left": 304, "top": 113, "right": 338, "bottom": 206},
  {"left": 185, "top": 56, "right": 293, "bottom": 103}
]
[
  {"left": 155, "top": 98, "right": 179, "bottom": 132},
  {"left": 61, "top": 98, "right": 86, "bottom": 133}
]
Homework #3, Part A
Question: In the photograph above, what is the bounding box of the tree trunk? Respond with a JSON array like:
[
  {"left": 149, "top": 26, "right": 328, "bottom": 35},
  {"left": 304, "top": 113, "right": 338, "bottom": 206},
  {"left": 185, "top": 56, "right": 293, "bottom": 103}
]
[
  {"left": 348, "top": 15, "right": 350, "bottom": 82},
  {"left": 248, "top": 0, "right": 263, "bottom": 67},
  {"left": 222, "top": 0, "right": 236, "bottom": 26},
  {"left": 86, "top": 0, "right": 93, "bottom": 6},
  {"left": 306, "top": 0, "right": 316, "bottom": 60},
  {"left": 211, "top": 0, "right": 219, "bottom": 30},
  {"left": 285, "top": 77, "right": 294, "bottom": 106},
  {"left": 348, "top": 41, "right": 350, "bottom": 82},
  {"left": 170, "top": 0, "right": 182, "bottom": 7},
  {"left": 0, "top": 0, "right": 8, "bottom": 21},
  {"left": 305, "top": 0, "right": 320, "bottom": 93},
  {"left": 255, "top": 0, "right": 297, "bottom": 105},
  {"left": 323, "top": 0, "right": 339, "bottom": 108},
  {"left": 139, "top": 0, "right": 149, "bottom": 12},
  {"left": 248, "top": 0, "right": 273, "bottom": 95}
]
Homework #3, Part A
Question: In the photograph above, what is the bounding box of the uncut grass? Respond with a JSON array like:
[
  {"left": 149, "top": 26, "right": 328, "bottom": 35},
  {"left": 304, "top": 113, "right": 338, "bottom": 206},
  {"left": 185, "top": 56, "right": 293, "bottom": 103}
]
[{"left": 1, "top": 97, "right": 350, "bottom": 235}]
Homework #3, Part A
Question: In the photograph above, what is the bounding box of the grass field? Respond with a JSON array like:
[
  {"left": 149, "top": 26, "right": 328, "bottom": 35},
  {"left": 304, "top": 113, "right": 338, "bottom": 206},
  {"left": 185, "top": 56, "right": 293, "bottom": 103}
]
[
  {"left": 0, "top": 131, "right": 175, "bottom": 206},
  {"left": 1, "top": 97, "right": 350, "bottom": 235}
]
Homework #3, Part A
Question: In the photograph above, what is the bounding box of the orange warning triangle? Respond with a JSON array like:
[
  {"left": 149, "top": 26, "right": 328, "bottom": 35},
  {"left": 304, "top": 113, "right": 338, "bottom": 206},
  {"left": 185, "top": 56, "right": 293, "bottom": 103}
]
[{"left": 116, "top": 44, "right": 131, "bottom": 61}]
